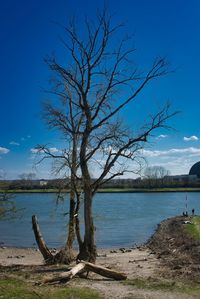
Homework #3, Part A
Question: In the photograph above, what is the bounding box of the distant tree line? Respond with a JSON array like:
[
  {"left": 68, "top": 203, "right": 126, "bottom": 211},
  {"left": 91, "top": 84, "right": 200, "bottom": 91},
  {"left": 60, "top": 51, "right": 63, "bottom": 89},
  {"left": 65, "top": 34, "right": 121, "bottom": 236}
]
[{"left": 1, "top": 166, "right": 200, "bottom": 191}]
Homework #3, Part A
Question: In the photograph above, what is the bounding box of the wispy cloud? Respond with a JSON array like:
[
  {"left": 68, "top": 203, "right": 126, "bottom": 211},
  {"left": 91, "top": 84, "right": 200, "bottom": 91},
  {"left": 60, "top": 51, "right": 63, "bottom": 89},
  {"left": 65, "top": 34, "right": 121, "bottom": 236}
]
[
  {"left": 31, "top": 147, "right": 60, "bottom": 154},
  {"left": 156, "top": 134, "right": 168, "bottom": 140},
  {"left": 142, "top": 147, "right": 200, "bottom": 158},
  {"left": 183, "top": 135, "right": 199, "bottom": 142},
  {"left": 0, "top": 147, "right": 10, "bottom": 154},
  {"left": 9, "top": 141, "right": 20, "bottom": 146}
]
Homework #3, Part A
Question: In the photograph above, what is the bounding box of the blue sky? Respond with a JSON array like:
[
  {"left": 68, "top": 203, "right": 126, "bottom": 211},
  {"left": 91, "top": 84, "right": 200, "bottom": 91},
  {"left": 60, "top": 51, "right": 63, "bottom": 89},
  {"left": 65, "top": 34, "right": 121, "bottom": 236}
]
[{"left": 1, "top": 0, "right": 200, "bottom": 179}]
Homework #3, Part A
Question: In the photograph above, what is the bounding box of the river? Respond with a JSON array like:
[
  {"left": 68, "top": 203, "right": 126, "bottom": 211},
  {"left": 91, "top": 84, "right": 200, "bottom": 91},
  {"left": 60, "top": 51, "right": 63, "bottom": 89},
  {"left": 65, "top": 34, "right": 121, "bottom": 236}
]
[{"left": 0, "top": 192, "right": 199, "bottom": 248}]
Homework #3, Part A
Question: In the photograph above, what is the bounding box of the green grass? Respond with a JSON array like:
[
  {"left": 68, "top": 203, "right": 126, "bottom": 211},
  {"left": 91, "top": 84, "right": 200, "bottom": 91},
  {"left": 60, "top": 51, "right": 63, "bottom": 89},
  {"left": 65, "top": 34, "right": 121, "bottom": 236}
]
[
  {"left": 0, "top": 277, "right": 103, "bottom": 299},
  {"left": 185, "top": 216, "right": 200, "bottom": 240},
  {"left": 124, "top": 277, "right": 200, "bottom": 296},
  {"left": 2, "top": 187, "right": 200, "bottom": 193},
  {"left": 0, "top": 189, "right": 61, "bottom": 193},
  {"left": 97, "top": 187, "right": 200, "bottom": 193}
]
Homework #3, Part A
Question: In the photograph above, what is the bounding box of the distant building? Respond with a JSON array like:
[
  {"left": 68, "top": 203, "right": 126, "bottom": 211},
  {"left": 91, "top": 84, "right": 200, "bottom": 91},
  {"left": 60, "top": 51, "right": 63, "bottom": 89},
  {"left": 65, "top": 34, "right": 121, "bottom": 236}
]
[
  {"left": 164, "top": 174, "right": 199, "bottom": 183},
  {"left": 39, "top": 180, "right": 48, "bottom": 186},
  {"left": 164, "top": 161, "right": 200, "bottom": 183},
  {"left": 189, "top": 161, "right": 200, "bottom": 178}
]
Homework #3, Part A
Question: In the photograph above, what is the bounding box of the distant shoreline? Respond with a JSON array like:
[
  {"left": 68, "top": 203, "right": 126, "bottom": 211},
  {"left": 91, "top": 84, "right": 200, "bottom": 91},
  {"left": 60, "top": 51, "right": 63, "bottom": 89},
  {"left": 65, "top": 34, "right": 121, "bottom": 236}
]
[{"left": 2, "top": 187, "right": 200, "bottom": 193}]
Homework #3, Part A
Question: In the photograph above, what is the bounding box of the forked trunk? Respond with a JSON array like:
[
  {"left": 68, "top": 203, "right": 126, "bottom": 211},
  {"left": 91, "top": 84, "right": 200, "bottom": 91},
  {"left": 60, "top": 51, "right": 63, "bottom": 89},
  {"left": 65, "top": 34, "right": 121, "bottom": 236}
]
[{"left": 54, "top": 138, "right": 79, "bottom": 264}]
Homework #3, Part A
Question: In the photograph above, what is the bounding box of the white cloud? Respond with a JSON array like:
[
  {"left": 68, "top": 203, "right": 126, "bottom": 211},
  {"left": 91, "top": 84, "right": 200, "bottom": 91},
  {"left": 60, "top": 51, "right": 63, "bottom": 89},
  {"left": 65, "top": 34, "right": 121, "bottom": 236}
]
[
  {"left": 49, "top": 147, "right": 60, "bottom": 153},
  {"left": 141, "top": 146, "right": 200, "bottom": 175},
  {"left": 156, "top": 134, "right": 168, "bottom": 140},
  {"left": 20, "top": 135, "right": 31, "bottom": 141},
  {"left": 183, "top": 135, "right": 199, "bottom": 142},
  {"left": 142, "top": 147, "right": 200, "bottom": 158},
  {"left": 0, "top": 147, "right": 10, "bottom": 154},
  {"left": 9, "top": 141, "right": 20, "bottom": 146},
  {"left": 30, "top": 148, "right": 40, "bottom": 154},
  {"left": 31, "top": 147, "right": 60, "bottom": 154}
]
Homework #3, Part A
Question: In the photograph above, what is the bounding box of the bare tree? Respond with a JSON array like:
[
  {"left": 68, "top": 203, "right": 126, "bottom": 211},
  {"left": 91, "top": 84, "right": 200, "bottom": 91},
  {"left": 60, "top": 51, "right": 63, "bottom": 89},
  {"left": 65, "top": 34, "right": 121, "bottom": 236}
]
[
  {"left": 144, "top": 166, "right": 170, "bottom": 188},
  {"left": 18, "top": 172, "right": 37, "bottom": 189},
  {"left": 0, "top": 170, "right": 18, "bottom": 220},
  {"left": 36, "top": 9, "right": 177, "bottom": 263}
]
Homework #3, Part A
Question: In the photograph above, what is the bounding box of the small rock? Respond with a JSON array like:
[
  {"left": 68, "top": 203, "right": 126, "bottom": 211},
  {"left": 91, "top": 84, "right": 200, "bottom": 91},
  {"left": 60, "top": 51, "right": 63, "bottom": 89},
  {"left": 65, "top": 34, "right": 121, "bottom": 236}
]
[
  {"left": 137, "top": 264, "right": 143, "bottom": 268},
  {"left": 119, "top": 247, "right": 125, "bottom": 251},
  {"left": 119, "top": 248, "right": 126, "bottom": 253},
  {"left": 173, "top": 265, "right": 181, "bottom": 270},
  {"left": 143, "top": 257, "right": 147, "bottom": 261},
  {"left": 125, "top": 249, "right": 132, "bottom": 253}
]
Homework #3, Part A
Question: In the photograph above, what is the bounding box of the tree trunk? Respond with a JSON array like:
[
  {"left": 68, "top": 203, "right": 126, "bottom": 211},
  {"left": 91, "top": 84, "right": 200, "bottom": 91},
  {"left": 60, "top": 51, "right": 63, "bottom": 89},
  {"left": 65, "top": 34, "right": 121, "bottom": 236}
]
[
  {"left": 77, "top": 187, "right": 97, "bottom": 262},
  {"left": 75, "top": 193, "right": 83, "bottom": 248},
  {"left": 53, "top": 188, "right": 76, "bottom": 264},
  {"left": 32, "top": 215, "right": 53, "bottom": 261},
  {"left": 79, "top": 119, "right": 97, "bottom": 262},
  {"left": 54, "top": 138, "right": 78, "bottom": 264}
]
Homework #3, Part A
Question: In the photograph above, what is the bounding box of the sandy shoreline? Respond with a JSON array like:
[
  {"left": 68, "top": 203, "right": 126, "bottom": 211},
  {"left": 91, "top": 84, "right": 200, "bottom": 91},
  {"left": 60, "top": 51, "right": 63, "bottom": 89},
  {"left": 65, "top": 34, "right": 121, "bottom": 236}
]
[
  {"left": 0, "top": 245, "right": 160, "bottom": 281},
  {"left": 0, "top": 245, "right": 158, "bottom": 274}
]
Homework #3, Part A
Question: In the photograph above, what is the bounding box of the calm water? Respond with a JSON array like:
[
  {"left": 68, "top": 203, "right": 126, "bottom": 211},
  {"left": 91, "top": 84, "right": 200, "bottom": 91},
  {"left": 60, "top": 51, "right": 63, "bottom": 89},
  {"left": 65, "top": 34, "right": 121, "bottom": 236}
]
[{"left": 0, "top": 192, "right": 199, "bottom": 248}]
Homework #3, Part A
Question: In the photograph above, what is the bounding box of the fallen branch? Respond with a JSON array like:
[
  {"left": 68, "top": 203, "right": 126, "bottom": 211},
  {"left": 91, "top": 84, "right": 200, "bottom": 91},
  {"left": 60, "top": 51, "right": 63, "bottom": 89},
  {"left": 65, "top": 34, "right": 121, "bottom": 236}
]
[
  {"left": 43, "top": 261, "right": 127, "bottom": 283},
  {"left": 43, "top": 262, "right": 86, "bottom": 283},
  {"left": 82, "top": 260, "right": 127, "bottom": 280}
]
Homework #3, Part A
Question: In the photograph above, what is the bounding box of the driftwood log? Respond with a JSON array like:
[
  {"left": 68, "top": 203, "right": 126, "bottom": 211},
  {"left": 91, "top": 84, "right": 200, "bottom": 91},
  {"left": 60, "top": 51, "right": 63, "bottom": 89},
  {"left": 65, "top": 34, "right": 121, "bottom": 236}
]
[
  {"left": 82, "top": 261, "right": 127, "bottom": 280},
  {"left": 43, "top": 261, "right": 127, "bottom": 283},
  {"left": 43, "top": 263, "right": 86, "bottom": 283}
]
